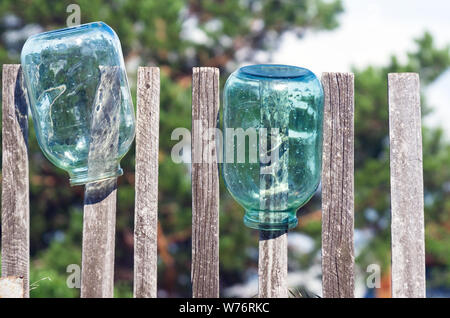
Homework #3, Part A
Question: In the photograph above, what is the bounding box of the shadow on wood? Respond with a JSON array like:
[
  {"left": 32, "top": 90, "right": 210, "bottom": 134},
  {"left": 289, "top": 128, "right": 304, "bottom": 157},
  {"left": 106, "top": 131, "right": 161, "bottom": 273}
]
[
  {"left": 259, "top": 230, "right": 286, "bottom": 240},
  {"left": 84, "top": 179, "right": 118, "bottom": 205},
  {"left": 14, "top": 67, "right": 28, "bottom": 142}
]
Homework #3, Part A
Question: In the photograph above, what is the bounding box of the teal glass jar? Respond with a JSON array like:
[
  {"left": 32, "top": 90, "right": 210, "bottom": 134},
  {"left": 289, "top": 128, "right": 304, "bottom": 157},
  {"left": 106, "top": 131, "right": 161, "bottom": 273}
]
[
  {"left": 222, "top": 64, "right": 324, "bottom": 230},
  {"left": 21, "top": 22, "right": 135, "bottom": 186}
]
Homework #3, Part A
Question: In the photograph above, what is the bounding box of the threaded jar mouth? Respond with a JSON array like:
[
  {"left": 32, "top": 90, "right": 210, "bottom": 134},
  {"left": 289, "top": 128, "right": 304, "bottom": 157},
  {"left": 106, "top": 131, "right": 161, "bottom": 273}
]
[
  {"left": 69, "top": 165, "right": 123, "bottom": 186},
  {"left": 243, "top": 209, "right": 298, "bottom": 231}
]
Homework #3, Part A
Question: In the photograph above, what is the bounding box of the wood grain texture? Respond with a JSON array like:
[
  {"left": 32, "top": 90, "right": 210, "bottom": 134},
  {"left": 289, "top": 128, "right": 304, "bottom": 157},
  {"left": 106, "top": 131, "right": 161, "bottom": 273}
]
[
  {"left": 1, "top": 64, "right": 29, "bottom": 298},
  {"left": 388, "top": 73, "right": 425, "bottom": 298},
  {"left": 81, "top": 66, "right": 122, "bottom": 298},
  {"left": 81, "top": 179, "right": 117, "bottom": 298},
  {"left": 134, "top": 67, "right": 160, "bottom": 298},
  {"left": 258, "top": 230, "right": 288, "bottom": 298},
  {"left": 321, "top": 72, "right": 355, "bottom": 298},
  {"left": 191, "top": 67, "right": 220, "bottom": 298}
]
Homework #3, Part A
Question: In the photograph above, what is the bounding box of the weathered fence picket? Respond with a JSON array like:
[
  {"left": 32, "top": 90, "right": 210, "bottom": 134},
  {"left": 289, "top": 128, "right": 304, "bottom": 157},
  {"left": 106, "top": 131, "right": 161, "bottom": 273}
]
[
  {"left": 321, "top": 72, "right": 355, "bottom": 298},
  {"left": 388, "top": 73, "right": 425, "bottom": 298},
  {"left": 191, "top": 67, "right": 220, "bottom": 298},
  {"left": 0, "top": 64, "right": 426, "bottom": 299},
  {"left": 258, "top": 230, "right": 288, "bottom": 297},
  {"left": 80, "top": 66, "right": 123, "bottom": 298},
  {"left": 81, "top": 179, "right": 117, "bottom": 298},
  {"left": 1, "top": 64, "right": 29, "bottom": 298},
  {"left": 134, "top": 66, "right": 160, "bottom": 298}
]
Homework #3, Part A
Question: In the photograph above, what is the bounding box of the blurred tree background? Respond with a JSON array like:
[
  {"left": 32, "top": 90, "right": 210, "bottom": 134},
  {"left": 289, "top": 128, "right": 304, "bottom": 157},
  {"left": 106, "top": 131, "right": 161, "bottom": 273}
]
[{"left": 0, "top": 0, "right": 449, "bottom": 297}]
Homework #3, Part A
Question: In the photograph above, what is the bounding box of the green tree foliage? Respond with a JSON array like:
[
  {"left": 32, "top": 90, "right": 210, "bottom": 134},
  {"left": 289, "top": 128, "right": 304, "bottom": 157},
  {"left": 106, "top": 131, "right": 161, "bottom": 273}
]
[{"left": 0, "top": 1, "right": 449, "bottom": 297}]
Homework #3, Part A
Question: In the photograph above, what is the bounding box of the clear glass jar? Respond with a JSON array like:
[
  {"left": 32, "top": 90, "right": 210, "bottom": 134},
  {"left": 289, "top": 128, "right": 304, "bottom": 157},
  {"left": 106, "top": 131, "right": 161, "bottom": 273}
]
[
  {"left": 21, "top": 22, "right": 135, "bottom": 185},
  {"left": 222, "top": 64, "right": 324, "bottom": 230}
]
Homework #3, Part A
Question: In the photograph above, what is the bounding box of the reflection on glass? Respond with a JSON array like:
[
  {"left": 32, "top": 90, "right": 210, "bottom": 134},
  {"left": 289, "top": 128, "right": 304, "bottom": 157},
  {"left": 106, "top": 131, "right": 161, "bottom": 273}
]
[
  {"left": 21, "top": 22, "right": 135, "bottom": 185},
  {"left": 222, "top": 64, "right": 324, "bottom": 230}
]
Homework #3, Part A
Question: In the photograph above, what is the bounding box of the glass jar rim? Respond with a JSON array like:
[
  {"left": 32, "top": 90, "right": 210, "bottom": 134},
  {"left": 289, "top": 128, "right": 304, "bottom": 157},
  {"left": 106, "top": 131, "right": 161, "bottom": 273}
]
[
  {"left": 27, "top": 21, "right": 108, "bottom": 39},
  {"left": 240, "top": 64, "right": 311, "bottom": 79}
]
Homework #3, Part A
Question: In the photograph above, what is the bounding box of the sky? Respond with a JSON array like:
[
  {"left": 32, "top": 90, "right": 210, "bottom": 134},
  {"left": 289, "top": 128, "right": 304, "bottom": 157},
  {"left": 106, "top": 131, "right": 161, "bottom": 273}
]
[{"left": 272, "top": 0, "right": 450, "bottom": 140}]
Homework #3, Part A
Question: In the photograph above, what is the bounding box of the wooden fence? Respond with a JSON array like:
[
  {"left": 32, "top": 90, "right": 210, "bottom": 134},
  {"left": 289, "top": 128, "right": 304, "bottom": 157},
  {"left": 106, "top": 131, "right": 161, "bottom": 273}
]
[{"left": 0, "top": 64, "right": 425, "bottom": 298}]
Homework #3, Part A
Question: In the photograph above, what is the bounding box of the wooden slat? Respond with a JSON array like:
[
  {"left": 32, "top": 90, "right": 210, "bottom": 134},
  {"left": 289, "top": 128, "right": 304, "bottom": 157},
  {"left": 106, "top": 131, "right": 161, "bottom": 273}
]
[
  {"left": 134, "top": 67, "right": 160, "bottom": 298},
  {"left": 321, "top": 72, "right": 355, "bottom": 298},
  {"left": 258, "top": 231, "right": 288, "bottom": 298},
  {"left": 1, "top": 64, "right": 29, "bottom": 298},
  {"left": 257, "top": 78, "right": 289, "bottom": 298},
  {"left": 81, "top": 179, "right": 117, "bottom": 298},
  {"left": 191, "top": 67, "right": 220, "bottom": 298},
  {"left": 388, "top": 73, "right": 425, "bottom": 298},
  {"left": 81, "top": 66, "right": 121, "bottom": 298}
]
